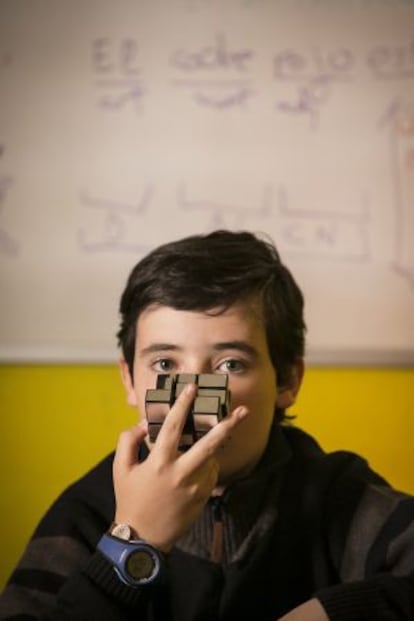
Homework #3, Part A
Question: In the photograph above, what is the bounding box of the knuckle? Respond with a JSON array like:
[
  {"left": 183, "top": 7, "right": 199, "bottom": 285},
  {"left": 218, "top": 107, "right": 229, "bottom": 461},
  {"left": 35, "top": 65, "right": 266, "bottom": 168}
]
[
  {"left": 116, "top": 429, "right": 132, "bottom": 451},
  {"left": 119, "top": 429, "right": 132, "bottom": 441}
]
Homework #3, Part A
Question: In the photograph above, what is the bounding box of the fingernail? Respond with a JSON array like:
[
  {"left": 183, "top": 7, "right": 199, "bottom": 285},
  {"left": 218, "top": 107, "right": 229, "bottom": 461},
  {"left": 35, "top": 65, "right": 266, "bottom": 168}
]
[
  {"left": 236, "top": 406, "right": 248, "bottom": 420},
  {"left": 185, "top": 383, "right": 196, "bottom": 395}
]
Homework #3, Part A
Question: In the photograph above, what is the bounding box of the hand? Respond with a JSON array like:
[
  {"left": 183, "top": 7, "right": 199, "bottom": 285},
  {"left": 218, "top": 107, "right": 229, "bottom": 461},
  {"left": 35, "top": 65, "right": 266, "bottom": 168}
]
[
  {"left": 278, "top": 598, "right": 329, "bottom": 621},
  {"left": 113, "top": 383, "right": 249, "bottom": 552}
]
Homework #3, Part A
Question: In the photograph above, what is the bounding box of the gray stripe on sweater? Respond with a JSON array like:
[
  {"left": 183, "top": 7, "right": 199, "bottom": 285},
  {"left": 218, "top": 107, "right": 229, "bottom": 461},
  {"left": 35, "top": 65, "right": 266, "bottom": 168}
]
[
  {"left": 340, "top": 484, "right": 409, "bottom": 581},
  {"left": 386, "top": 521, "right": 414, "bottom": 576},
  {"left": 0, "top": 536, "right": 90, "bottom": 619},
  {"left": 0, "top": 584, "right": 54, "bottom": 619},
  {"left": 11, "top": 535, "right": 89, "bottom": 575}
]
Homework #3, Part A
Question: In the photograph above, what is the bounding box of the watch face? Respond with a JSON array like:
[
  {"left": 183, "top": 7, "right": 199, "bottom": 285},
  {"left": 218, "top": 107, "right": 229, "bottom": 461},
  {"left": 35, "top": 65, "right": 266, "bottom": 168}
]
[{"left": 126, "top": 549, "right": 156, "bottom": 581}]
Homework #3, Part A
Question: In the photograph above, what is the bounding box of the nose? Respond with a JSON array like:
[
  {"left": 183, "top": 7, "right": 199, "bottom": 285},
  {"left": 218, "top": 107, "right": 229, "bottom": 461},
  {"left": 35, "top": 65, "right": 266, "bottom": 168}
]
[{"left": 183, "top": 359, "right": 212, "bottom": 376}]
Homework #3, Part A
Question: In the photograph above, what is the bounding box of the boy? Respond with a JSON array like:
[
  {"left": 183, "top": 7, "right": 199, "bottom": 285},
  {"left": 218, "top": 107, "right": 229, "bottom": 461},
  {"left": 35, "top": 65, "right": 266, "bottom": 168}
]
[{"left": 1, "top": 230, "right": 413, "bottom": 620}]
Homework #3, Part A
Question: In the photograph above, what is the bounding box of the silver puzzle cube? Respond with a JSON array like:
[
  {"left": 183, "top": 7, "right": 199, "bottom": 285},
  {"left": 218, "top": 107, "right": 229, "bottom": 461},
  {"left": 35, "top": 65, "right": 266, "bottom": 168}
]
[{"left": 145, "top": 373, "right": 230, "bottom": 450}]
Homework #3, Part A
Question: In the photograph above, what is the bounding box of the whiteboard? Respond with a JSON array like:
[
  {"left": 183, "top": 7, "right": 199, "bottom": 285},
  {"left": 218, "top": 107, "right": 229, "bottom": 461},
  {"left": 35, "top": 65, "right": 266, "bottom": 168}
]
[{"left": 0, "top": 0, "right": 413, "bottom": 365}]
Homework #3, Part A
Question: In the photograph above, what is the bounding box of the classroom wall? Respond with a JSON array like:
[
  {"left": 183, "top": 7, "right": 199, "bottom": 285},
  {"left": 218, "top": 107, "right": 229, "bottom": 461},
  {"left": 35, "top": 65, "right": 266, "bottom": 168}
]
[
  {"left": 2, "top": 0, "right": 414, "bottom": 366},
  {"left": 1, "top": 363, "right": 413, "bottom": 590}
]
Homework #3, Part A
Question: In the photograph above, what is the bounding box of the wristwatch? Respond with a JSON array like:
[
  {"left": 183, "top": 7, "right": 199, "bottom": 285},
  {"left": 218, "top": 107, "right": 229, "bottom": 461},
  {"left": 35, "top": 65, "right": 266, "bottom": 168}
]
[{"left": 97, "top": 523, "right": 164, "bottom": 587}]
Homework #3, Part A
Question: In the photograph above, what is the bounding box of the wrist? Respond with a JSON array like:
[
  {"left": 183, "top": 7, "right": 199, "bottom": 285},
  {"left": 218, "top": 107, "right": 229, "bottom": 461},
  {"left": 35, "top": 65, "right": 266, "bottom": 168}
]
[{"left": 113, "top": 517, "right": 173, "bottom": 553}]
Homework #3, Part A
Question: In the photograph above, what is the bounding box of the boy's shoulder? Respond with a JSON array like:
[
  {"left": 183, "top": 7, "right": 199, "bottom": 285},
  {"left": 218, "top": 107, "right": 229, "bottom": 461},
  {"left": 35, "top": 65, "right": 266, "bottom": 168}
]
[
  {"left": 280, "top": 424, "right": 389, "bottom": 497},
  {"left": 33, "top": 452, "right": 115, "bottom": 543},
  {"left": 276, "top": 426, "right": 387, "bottom": 539}
]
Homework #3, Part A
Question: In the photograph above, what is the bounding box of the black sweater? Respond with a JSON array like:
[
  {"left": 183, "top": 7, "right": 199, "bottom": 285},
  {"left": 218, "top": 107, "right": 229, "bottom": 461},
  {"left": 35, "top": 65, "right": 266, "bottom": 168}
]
[{"left": 1, "top": 425, "right": 414, "bottom": 620}]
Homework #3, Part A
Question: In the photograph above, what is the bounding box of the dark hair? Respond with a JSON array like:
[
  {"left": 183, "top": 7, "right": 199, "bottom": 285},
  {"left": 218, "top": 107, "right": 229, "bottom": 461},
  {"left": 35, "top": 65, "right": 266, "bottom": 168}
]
[{"left": 117, "top": 230, "right": 306, "bottom": 418}]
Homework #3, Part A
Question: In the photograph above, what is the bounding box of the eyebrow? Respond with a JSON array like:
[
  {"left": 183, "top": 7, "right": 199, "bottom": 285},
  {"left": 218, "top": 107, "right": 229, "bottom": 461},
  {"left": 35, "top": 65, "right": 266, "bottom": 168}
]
[
  {"left": 212, "top": 341, "right": 258, "bottom": 357},
  {"left": 139, "top": 343, "right": 182, "bottom": 356},
  {"left": 139, "top": 341, "right": 258, "bottom": 358}
]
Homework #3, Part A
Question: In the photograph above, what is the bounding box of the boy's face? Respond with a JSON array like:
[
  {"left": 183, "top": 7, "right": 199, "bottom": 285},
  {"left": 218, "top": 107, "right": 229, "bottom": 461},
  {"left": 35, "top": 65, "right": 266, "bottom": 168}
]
[{"left": 120, "top": 299, "right": 302, "bottom": 485}]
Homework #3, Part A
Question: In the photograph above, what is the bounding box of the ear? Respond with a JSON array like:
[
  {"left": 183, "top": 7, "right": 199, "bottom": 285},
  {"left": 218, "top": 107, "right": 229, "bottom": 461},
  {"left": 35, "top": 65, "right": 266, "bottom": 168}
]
[
  {"left": 276, "top": 359, "right": 305, "bottom": 410},
  {"left": 119, "top": 356, "right": 138, "bottom": 407}
]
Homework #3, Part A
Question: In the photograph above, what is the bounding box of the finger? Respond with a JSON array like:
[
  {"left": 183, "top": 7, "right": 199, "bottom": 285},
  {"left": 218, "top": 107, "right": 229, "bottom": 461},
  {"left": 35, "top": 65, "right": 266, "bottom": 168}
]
[
  {"left": 113, "top": 422, "right": 148, "bottom": 478},
  {"left": 155, "top": 383, "right": 197, "bottom": 455},
  {"left": 180, "top": 405, "right": 249, "bottom": 472},
  {"left": 189, "top": 457, "right": 220, "bottom": 501}
]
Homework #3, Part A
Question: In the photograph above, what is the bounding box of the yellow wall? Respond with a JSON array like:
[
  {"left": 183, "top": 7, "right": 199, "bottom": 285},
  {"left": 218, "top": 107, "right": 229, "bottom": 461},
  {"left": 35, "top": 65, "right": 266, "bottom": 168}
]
[{"left": 1, "top": 364, "right": 413, "bottom": 589}]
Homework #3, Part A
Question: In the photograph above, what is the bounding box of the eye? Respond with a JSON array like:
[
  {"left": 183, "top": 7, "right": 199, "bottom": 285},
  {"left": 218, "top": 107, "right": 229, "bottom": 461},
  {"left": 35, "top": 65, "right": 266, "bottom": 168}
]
[
  {"left": 217, "top": 359, "right": 247, "bottom": 374},
  {"left": 153, "top": 358, "right": 175, "bottom": 373}
]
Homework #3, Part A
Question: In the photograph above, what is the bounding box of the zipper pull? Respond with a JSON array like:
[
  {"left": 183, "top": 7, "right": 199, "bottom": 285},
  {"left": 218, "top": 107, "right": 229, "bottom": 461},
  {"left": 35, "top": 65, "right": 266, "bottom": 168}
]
[{"left": 210, "top": 496, "right": 224, "bottom": 564}]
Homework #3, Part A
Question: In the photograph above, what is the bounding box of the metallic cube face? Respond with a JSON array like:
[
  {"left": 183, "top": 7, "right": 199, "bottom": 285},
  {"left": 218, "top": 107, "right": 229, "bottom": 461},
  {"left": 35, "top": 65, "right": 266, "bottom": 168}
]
[{"left": 145, "top": 373, "right": 230, "bottom": 450}]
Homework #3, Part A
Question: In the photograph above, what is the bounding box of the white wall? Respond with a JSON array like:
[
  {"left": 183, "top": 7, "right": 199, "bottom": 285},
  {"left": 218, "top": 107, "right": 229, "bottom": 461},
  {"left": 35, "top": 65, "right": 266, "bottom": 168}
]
[{"left": 0, "top": 0, "right": 413, "bottom": 363}]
